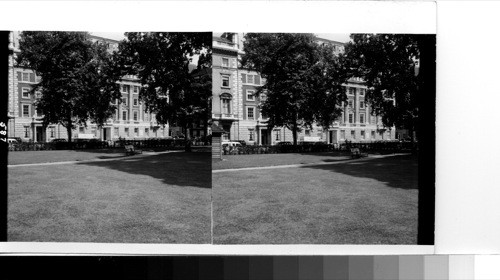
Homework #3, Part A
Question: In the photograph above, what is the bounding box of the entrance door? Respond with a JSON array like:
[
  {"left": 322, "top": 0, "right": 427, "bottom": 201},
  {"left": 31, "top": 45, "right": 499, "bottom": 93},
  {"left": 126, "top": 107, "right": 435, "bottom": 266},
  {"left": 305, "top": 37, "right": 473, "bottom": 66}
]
[
  {"left": 103, "top": 128, "right": 111, "bottom": 141},
  {"left": 261, "top": 129, "right": 269, "bottom": 145},
  {"left": 35, "top": 126, "right": 45, "bottom": 142},
  {"left": 329, "top": 130, "right": 338, "bottom": 144}
]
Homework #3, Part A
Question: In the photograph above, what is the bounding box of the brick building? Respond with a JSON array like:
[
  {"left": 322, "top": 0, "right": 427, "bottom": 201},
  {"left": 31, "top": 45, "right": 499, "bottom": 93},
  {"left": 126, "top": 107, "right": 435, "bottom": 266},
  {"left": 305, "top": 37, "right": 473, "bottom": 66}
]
[
  {"left": 7, "top": 32, "right": 172, "bottom": 142},
  {"left": 211, "top": 33, "right": 395, "bottom": 145}
]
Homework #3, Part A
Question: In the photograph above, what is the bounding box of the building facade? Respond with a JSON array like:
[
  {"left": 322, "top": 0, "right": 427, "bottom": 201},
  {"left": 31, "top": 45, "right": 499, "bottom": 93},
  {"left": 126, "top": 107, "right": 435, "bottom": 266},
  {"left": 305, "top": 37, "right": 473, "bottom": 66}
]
[
  {"left": 7, "top": 32, "right": 173, "bottom": 142},
  {"left": 212, "top": 33, "right": 395, "bottom": 145}
]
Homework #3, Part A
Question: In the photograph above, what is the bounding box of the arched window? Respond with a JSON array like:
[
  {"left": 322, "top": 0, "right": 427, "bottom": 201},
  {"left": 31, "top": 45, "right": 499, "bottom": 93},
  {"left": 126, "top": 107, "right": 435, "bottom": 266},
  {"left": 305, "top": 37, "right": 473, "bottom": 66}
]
[{"left": 220, "top": 93, "right": 232, "bottom": 115}]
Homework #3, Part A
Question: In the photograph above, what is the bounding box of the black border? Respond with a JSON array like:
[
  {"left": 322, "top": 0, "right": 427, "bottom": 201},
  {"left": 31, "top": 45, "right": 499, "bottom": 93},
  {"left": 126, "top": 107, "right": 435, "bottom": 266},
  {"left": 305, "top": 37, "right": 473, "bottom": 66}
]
[{"left": 1, "top": 31, "right": 9, "bottom": 242}]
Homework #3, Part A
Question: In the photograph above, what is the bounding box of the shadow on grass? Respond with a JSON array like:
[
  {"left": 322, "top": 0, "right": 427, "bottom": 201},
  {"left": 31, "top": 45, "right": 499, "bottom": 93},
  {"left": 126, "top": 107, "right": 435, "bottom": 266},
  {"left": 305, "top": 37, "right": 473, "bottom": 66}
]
[
  {"left": 301, "top": 154, "right": 418, "bottom": 190},
  {"left": 77, "top": 152, "right": 211, "bottom": 189}
]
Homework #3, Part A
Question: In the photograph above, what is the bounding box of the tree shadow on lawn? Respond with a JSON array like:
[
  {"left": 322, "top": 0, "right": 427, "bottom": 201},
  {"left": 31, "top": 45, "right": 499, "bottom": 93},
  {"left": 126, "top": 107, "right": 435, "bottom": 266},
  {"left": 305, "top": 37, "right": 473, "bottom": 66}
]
[
  {"left": 77, "top": 152, "right": 211, "bottom": 189},
  {"left": 301, "top": 154, "right": 418, "bottom": 190}
]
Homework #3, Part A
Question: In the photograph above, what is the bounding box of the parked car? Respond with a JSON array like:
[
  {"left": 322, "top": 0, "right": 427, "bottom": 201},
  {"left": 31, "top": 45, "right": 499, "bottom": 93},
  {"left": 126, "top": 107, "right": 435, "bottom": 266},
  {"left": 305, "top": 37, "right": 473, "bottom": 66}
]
[
  {"left": 276, "top": 141, "right": 292, "bottom": 146},
  {"left": 7, "top": 137, "right": 22, "bottom": 144},
  {"left": 234, "top": 140, "right": 247, "bottom": 146},
  {"left": 222, "top": 141, "right": 242, "bottom": 148},
  {"left": 51, "top": 138, "right": 67, "bottom": 143}
]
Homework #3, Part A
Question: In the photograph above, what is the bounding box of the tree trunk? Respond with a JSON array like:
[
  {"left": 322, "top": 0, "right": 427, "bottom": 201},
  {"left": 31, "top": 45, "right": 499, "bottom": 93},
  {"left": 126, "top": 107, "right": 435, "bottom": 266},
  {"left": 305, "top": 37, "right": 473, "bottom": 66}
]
[
  {"left": 184, "top": 123, "right": 191, "bottom": 152},
  {"left": 292, "top": 121, "right": 298, "bottom": 147}
]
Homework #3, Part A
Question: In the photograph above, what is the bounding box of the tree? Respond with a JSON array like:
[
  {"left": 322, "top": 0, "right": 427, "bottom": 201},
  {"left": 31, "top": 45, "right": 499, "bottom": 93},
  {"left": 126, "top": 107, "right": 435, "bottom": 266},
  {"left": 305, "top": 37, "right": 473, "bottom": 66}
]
[
  {"left": 242, "top": 33, "right": 346, "bottom": 146},
  {"left": 16, "top": 31, "right": 122, "bottom": 143},
  {"left": 116, "top": 32, "right": 212, "bottom": 151},
  {"left": 342, "top": 34, "right": 427, "bottom": 141}
]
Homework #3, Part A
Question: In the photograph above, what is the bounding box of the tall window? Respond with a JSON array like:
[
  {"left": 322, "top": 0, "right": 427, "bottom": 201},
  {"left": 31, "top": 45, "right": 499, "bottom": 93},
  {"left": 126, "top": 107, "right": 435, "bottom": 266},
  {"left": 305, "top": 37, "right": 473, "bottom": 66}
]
[
  {"left": 360, "top": 101, "right": 365, "bottom": 109},
  {"left": 133, "top": 86, "right": 139, "bottom": 93},
  {"left": 222, "top": 98, "right": 231, "bottom": 114},
  {"left": 349, "top": 87, "right": 356, "bottom": 95},
  {"left": 222, "top": 57, "right": 229, "bottom": 67},
  {"left": 122, "top": 111, "right": 127, "bottom": 121},
  {"left": 122, "top": 98, "right": 127, "bottom": 105},
  {"left": 361, "top": 130, "right": 365, "bottom": 139},
  {"left": 133, "top": 111, "right": 138, "bottom": 121},
  {"left": 22, "top": 104, "right": 30, "bottom": 117},
  {"left": 134, "top": 128, "right": 139, "bottom": 137},
  {"left": 249, "top": 129, "right": 254, "bottom": 141},
  {"left": 145, "top": 128, "right": 149, "bottom": 136},
  {"left": 247, "top": 75, "right": 254, "bottom": 84},
  {"left": 360, "top": 113, "right": 365, "bottom": 124},
  {"left": 125, "top": 127, "right": 130, "bottom": 137},
  {"left": 133, "top": 99, "right": 138, "bottom": 106},
  {"left": 50, "top": 127, "right": 55, "bottom": 138},
  {"left": 114, "top": 127, "right": 119, "bottom": 136},
  {"left": 274, "top": 130, "right": 281, "bottom": 141},
  {"left": 371, "top": 131, "right": 375, "bottom": 139},
  {"left": 22, "top": 88, "right": 30, "bottom": 98},
  {"left": 348, "top": 100, "right": 353, "bottom": 108},
  {"left": 222, "top": 76, "right": 230, "bottom": 87},
  {"left": 359, "top": 88, "right": 365, "bottom": 96},
  {"left": 122, "top": 85, "right": 130, "bottom": 93},
  {"left": 351, "top": 130, "right": 356, "bottom": 139},
  {"left": 247, "top": 107, "right": 255, "bottom": 120},
  {"left": 348, "top": 113, "right": 354, "bottom": 123},
  {"left": 246, "top": 90, "right": 255, "bottom": 101},
  {"left": 22, "top": 72, "right": 29, "bottom": 82},
  {"left": 24, "top": 126, "right": 29, "bottom": 138}
]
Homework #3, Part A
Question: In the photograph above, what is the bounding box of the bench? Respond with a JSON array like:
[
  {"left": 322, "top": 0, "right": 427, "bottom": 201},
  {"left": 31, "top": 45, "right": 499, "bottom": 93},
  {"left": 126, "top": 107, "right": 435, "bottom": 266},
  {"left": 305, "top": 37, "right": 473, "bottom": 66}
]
[
  {"left": 124, "top": 144, "right": 142, "bottom": 156},
  {"left": 350, "top": 148, "right": 368, "bottom": 159}
]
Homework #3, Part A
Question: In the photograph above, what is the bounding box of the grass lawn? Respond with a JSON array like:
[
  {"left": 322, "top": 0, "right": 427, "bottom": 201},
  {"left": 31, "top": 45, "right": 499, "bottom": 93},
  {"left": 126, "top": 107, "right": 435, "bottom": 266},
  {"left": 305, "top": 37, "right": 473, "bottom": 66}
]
[
  {"left": 213, "top": 154, "right": 418, "bottom": 244},
  {"left": 8, "top": 151, "right": 211, "bottom": 243},
  {"left": 8, "top": 147, "right": 193, "bottom": 165},
  {"left": 213, "top": 152, "right": 352, "bottom": 170}
]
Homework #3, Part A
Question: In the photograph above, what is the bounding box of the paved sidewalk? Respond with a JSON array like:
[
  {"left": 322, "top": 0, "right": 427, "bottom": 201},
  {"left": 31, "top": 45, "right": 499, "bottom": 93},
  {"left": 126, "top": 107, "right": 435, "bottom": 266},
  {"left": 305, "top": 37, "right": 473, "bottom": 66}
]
[
  {"left": 8, "top": 150, "right": 183, "bottom": 168},
  {"left": 212, "top": 153, "right": 411, "bottom": 173}
]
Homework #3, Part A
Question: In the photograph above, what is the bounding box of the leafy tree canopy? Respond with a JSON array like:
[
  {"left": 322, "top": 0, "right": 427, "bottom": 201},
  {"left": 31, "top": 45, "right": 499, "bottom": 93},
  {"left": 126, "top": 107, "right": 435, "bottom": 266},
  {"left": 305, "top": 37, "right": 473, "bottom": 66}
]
[
  {"left": 117, "top": 32, "right": 212, "bottom": 133},
  {"left": 242, "top": 33, "right": 346, "bottom": 145},
  {"left": 342, "top": 34, "right": 421, "bottom": 132},
  {"left": 16, "top": 31, "right": 122, "bottom": 142}
]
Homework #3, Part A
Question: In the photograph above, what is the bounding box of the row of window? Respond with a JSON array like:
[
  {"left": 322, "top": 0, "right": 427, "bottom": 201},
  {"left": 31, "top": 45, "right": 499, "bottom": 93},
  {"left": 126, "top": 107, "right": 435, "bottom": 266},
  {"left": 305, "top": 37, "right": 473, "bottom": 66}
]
[
  {"left": 348, "top": 87, "right": 366, "bottom": 96},
  {"left": 247, "top": 129, "right": 282, "bottom": 142},
  {"left": 220, "top": 73, "right": 262, "bottom": 89},
  {"left": 340, "top": 130, "right": 391, "bottom": 140},
  {"left": 121, "top": 84, "right": 140, "bottom": 94},
  {"left": 347, "top": 99, "right": 366, "bottom": 109},
  {"left": 116, "top": 97, "right": 140, "bottom": 106},
  {"left": 117, "top": 110, "right": 149, "bottom": 122}
]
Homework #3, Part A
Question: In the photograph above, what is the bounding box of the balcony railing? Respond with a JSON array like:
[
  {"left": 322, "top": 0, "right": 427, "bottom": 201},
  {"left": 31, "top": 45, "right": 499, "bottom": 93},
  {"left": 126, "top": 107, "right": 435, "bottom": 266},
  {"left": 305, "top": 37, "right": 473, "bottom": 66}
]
[{"left": 213, "top": 113, "right": 237, "bottom": 119}]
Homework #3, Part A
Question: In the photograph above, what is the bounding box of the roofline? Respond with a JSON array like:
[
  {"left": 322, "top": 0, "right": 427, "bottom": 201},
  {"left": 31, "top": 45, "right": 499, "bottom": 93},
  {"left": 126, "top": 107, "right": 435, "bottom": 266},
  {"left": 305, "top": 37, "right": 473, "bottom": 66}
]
[
  {"left": 88, "top": 34, "right": 121, "bottom": 44},
  {"left": 316, "top": 37, "right": 346, "bottom": 46}
]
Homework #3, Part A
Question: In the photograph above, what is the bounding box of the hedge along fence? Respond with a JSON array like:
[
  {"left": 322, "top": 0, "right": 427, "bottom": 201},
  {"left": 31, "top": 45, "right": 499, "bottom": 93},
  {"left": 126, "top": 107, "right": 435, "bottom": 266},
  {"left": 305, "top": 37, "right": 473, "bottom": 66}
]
[
  {"left": 221, "top": 141, "right": 416, "bottom": 155},
  {"left": 8, "top": 137, "right": 212, "bottom": 152}
]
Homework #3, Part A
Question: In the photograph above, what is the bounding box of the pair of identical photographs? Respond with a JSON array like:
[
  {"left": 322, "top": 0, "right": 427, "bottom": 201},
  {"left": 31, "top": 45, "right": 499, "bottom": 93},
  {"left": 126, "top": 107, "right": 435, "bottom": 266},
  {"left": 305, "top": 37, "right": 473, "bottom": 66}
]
[{"left": 6, "top": 31, "right": 435, "bottom": 245}]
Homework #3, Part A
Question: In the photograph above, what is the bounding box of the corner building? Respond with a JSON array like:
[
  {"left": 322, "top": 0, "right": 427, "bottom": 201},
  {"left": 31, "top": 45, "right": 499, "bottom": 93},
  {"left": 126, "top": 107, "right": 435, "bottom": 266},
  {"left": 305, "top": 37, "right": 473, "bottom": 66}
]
[
  {"left": 212, "top": 33, "right": 395, "bottom": 145},
  {"left": 7, "top": 32, "right": 171, "bottom": 142}
]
